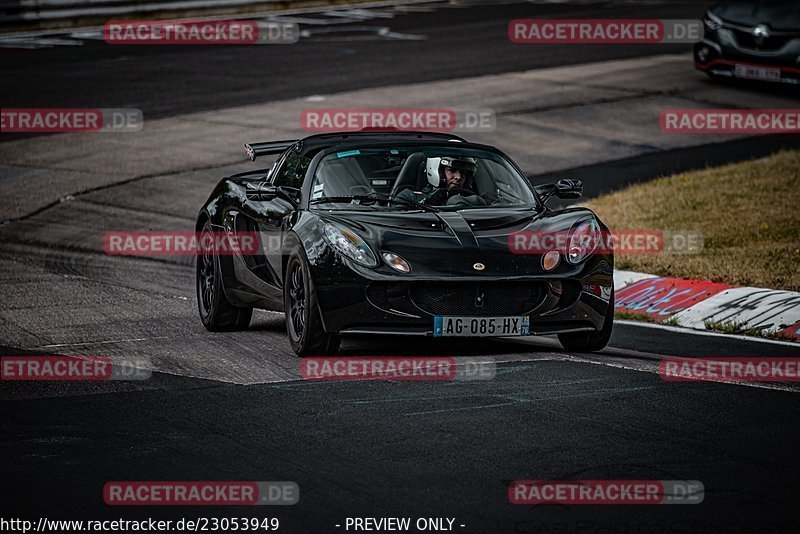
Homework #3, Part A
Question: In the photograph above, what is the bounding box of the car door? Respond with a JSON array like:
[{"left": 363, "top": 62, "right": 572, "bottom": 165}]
[
  {"left": 233, "top": 151, "right": 309, "bottom": 294},
  {"left": 262, "top": 151, "right": 309, "bottom": 276}
]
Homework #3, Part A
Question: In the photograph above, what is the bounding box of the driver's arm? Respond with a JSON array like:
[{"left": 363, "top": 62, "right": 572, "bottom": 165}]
[{"left": 394, "top": 187, "right": 416, "bottom": 203}]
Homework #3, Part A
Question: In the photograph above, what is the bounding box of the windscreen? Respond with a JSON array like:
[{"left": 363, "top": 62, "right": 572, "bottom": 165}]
[{"left": 310, "top": 146, "right": 537, "bottom": 210}]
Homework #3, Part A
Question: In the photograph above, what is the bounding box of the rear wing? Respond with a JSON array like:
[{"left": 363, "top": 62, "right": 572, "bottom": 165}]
[{"left": 244, "top": 140, "right": 298, "bottom": 161}]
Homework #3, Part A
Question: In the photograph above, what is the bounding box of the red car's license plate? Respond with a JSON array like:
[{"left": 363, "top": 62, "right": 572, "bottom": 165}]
[{"left": 734, "top": 64, "right": 781, "bottom": 82}]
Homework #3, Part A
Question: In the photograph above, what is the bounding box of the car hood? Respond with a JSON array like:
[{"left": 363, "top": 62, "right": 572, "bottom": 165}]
[
  {"left": 711, "top": 1, "right": 800, "bottom": 31},
  {"left": 319, "top": 207, "right": 602, "bottom": 278}
]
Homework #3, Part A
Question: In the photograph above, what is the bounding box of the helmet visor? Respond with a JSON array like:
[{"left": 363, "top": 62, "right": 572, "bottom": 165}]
[{"left": 440, "top": 157, "right": 477, "bottom": 175}]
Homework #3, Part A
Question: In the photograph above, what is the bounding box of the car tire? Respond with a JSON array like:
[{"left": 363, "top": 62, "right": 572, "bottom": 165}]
[
  {"left": 196, "top": 221, "right": 253, "bottom": 331},
  {"left": 558, "top": 291, "right": 614, "bottom": 352},
  {"left": 285, "top": 247, "right": 342, "bottom": 357}
]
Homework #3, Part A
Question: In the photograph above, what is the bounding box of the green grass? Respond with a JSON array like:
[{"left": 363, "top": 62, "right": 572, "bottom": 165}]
[
  {"left": 615, "top": 311, "right": 679, "bottom": 326},
  {"left": 704, "top": 319, "right": 795, "bottom": 341},
  {"left": 587, "top": 150, "right": 800, "bottom": 291},
  {"left": 615, "top": 311, "right": 658, "bottom": 323}
]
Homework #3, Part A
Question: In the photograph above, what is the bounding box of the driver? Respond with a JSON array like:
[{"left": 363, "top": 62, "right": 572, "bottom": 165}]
[{"left": 397, "top": 156, "right": 491, "bottom": 206}]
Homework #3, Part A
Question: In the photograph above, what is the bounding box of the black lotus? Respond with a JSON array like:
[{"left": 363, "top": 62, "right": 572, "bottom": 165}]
[{"left": 196, "top": 131, "right": 614, "bottom": 356}]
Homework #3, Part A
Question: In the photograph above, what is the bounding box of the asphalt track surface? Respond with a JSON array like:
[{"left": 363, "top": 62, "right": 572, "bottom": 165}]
[
  {"left": 2, "top": 1, "right": 800, "bottom": 532},
  {"left": 1, "top": 0, "right": 712, "bottom": 123}
]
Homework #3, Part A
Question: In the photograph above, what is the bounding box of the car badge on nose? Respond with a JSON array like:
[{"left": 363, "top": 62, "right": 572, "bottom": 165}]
[
  {"left": 753, "top": 23, "right": 770, "bottom": 45},
  {"left": 473, "top": 262, "right": 485, "bottom": 271}
]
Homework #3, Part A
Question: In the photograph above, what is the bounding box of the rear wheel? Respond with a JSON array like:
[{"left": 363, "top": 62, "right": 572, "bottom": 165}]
[
  {"left": 558, "top": 291, "right": 614, "bottom": 352},
  {"left": 196, "top": 221, "right": 252, "bottom": 331},
  {"left": 285, "top": 248, "right": 341, "bottom": 357}
]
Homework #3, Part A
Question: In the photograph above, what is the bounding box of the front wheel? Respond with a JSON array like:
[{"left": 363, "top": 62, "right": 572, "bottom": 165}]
[
  {"left": 558, "top": 291, "right": 614, "bottom": 352},
  {"left": 196, "top": 221, "right": 253, "bottom": 331},
  {"left": 284, "top": 248, "right": 341, "bottom": 357}
]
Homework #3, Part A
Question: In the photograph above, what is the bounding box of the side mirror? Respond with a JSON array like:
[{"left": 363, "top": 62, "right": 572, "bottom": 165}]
[
  {"left": 246, "top": 182, "right": 277, "bottom": 201},
  {"left": 534, "top": 178, "right": 583, "bottom": 204},
  {"left": 246, "top": 183, "right": 299, "bottom": 206},
  {"left": 555, "top": 179, "right": 582, "bottom": 199}
]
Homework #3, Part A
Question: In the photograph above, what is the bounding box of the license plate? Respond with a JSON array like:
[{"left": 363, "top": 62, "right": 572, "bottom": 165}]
[
  {"left": 433, "top": 316, "right": 530, "bottom": 337},
  {"left": 734, "top": 64, "right": 781, "bottom": 82}
]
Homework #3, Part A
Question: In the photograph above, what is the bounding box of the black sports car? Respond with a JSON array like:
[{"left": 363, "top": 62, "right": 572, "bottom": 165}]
[
  {"left": 196, "top": 131, "right": 614, "bottom": 356},
  {"left": 694, "top": 0, "right": 800, "bottom": 85}
]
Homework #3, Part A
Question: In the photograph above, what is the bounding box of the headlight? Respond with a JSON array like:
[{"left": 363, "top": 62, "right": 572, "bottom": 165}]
[
  {"left": 566, "top": 219, "right": 601, "bottom": 264},
  {"left": 704, "top": 11, "right": 722, "bottom": 31},
  {"left": 381, "top": 251, "right": 411, "bottom": 273},
  {"left": 322, "top": 223, "right": 377, "bottom": 267}
]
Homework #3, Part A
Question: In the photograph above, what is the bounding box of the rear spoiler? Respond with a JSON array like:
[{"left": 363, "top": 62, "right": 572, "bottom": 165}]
[{"left": 244, "top": 140, "right": 298, "bottom": 161}]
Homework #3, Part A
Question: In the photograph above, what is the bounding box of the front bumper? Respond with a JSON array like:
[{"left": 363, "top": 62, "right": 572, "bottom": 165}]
[
  {"left": 312, "top": 250, "right": 613, "bottom": 337},
  {"left": 693, "top": 29, "right": 800, "bottom": 85}
]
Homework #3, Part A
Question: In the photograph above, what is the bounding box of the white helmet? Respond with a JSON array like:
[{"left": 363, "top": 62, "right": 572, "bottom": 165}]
[{"left": 426, "top": 156, "right": 477, "bottom": 188}]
